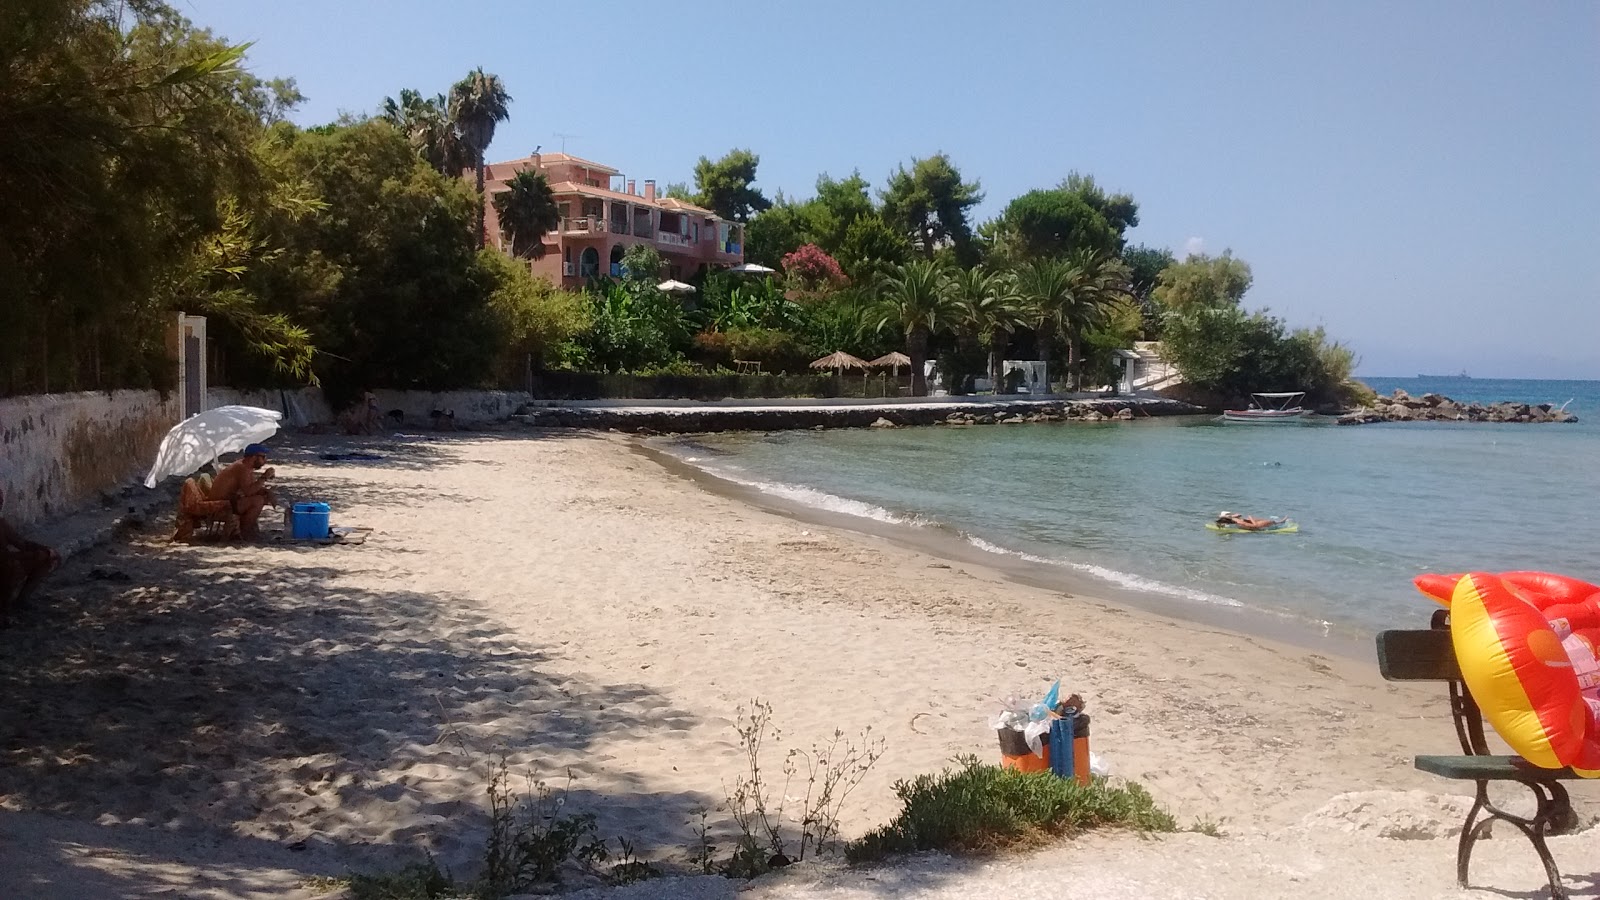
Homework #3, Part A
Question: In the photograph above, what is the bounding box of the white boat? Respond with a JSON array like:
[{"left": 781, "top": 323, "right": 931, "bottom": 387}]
[{"left": 1222, "top": 392, "right": 1312, "bottom": 423}]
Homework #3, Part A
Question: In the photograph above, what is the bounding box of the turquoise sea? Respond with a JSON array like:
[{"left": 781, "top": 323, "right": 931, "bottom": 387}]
[{"left": 671, "top": 378, "right": 1600, "bottom": 637}]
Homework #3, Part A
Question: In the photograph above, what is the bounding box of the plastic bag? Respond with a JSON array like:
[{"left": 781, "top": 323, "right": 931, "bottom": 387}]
[{"left": 1089, "top": 752, "right": 1109, "bottom": 777}]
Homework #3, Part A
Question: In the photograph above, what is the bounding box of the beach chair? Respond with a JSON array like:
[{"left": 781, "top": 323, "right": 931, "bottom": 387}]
[
  {"left": 1377, "top": 612, "right": 1581, "bottom": 900},
  {"left": 173, "top": 475, "right": 236, "bottom": 542}
]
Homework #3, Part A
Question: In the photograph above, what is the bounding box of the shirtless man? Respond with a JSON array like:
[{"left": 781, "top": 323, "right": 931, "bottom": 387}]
[
  {"left": 0, "top": 486, "right": 60, "bottom": 627},
  {"left": 207, "top": 443, "right": 277, "bottom": 539}
]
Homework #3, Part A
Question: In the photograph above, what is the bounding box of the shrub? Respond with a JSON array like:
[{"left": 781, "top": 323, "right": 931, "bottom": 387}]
[
  {"left": 721, "top": 700, "right": 884, "bottom": 877},
  {"left": 845, "top": 756, "right": 1176, "bottom": 863},
  {"left": 781, "top": 243, "right": 848, "bottom": 299},
  {"left": 1161, "top": 306, "right": 1358, "bottom": 405}
]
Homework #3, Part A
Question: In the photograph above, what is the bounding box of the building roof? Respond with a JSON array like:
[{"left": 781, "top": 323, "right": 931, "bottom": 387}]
[
  {"left": 544, "top": 181, "right": 725, "bottom": 219},
  {"left": 488, "top": 152, "right": 620, "bottom": 177},
  {"left": 658, "top": 197, "right": 716, "bottom": 216}
]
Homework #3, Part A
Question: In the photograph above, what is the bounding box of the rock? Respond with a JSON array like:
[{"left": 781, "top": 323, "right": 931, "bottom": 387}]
[
  {"left": 1419, "top": 393, "right": 1444, "bottom": 407},
  {"left": 1390, "top": 389, "right": 1411, "bottom": 403},
  {"left": 1386, "top": 404, "right": 1414, "bottom": 421},
  {"left": 1298, "top": 790, "right": 1475, "bottom": 840},
  {"left": 1082, "top": 411, "right": 1105, "bottom": 422},
  {"left": 1000, "top": 414, "right": 1027, "bottom": 424},
  {"left": 1113, "top": 408, "right": 1134, "bottom": 420},
  {"left": 869, "top": 417, "right": 897, "bottom": 429}
]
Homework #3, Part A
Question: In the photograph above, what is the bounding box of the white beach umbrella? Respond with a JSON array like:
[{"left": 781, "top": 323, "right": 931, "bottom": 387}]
[
  {"left": 656, "top": 279, "right": 697, "bottom": 294},
  {"left": 728, "top": 263, "right": 775, "bottom": 275},
  {"left": 143, "top": 405, "right": 283, "bottom": 488}
]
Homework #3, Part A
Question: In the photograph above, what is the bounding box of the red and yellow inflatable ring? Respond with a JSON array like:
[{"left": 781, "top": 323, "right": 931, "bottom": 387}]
[{"left": 1414, "top": 571, "right": 1600, "bottom": 774}]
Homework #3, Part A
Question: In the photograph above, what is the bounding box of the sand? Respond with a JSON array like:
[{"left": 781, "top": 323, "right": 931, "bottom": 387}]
[{"left": 0, "top": 429, "right": 1595, "bottom": 898}]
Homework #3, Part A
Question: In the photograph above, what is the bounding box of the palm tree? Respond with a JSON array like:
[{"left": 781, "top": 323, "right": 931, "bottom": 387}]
[
  {"left": 1013, "top": 258, "right": 1077, "bottom": 392},
  {"left": 949, "top": 266, "right": 1025, "bottom": 393},
  {"left": 492, "top": 170, "right": 560, "bottom": 259},
  {"left": 448, "top": 69, "right": 512, "bottom": 248},
  {"left": 382, "top": 89, "right": 469, "bottom": 177},
  {"left": 875, "top": 259, "right": 957, "bottom": 396},
  {"left": 1058, "top": 250, "right": 1132, "bottom": 389}
]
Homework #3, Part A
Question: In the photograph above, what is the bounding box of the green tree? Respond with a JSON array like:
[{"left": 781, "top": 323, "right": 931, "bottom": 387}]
[
  {"left": 836, "top": 214, "right": 910, "bottom": 286},
  {"left": 254, "top": 120, "right": 498, "bottom": 397},
  {"left": 744, "top": 193, "right": 810, "bottom": 268},
  {"left": 881, "top": 154, "right": 983, "bottom": 262},
  {"left": 448, "top": 68, "right": 512, "bottom": 248},
  {"left": 1161, "top": 307, "right": 1356, "bottom": 404},
  {"left": 620, "top": 243, "right": 665, "bottom": 283},
  {"left": 478, "top": 250, "right": 591, "bottom": 377},
  {"left": 1150, "top": 251, "right": 1253, "bottom": 312},
  {"left": 875, "top": 260, "right": 958, "bottom": 396},
  {"left": 691, "top": 148, "right": 770, "bottom": 222},
  {"left": 0, "top": 0, "right": 289, "bottom": 394},
  {"left": 492, "top": 170, "right": 560, "bottom": 259},
  {"left": 1058, "top": 172, "right": 1139, "bottom": 244},
  {"left": 1121, "top": 244, "right": 1176, "bottom": 306},
  {"left": 805, "top": 171, "right": 875, "bottom": 253},
  {"left": 998, "top": 189, "right": 1118, "bottom": 260},
  {"left": 949, "top": 267, "right": 1025, "bottom": 391}
]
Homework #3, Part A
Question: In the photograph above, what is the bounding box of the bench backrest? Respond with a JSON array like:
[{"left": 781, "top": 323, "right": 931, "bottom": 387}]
[
  {"left": 1375, "top": 624, "right": 1489, "bottom": 755},
  {"left": 1376, "top": 629, "right": 1460, "bottom": 681}
]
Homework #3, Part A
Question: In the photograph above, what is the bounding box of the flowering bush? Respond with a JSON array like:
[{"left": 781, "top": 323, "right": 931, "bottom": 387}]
[{"left": 782, "top": 244, "right": 848, "bottom": 300}]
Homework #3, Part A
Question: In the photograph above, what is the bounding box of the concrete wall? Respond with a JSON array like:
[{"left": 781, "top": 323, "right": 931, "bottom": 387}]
[
  {"left": 0, "top": 391, "right": 178, "bottom": 528},
  {"left": 0, "top": 388, "right": 532, "bottom": 528}
]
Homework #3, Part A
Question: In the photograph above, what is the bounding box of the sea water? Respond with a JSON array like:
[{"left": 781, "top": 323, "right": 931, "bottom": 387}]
[{"left": 671, "top": 378, "right": 1600, "bottom": 636}]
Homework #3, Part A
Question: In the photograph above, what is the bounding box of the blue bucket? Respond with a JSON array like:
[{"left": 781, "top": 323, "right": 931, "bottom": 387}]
[{"left": 290, "top": 501, "right": 330, "bottom": 540}]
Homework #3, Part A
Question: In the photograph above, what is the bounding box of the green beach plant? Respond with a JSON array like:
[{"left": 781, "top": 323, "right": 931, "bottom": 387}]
[{"left": 846, "top": 756, "right": 1177, "bottom": 863}]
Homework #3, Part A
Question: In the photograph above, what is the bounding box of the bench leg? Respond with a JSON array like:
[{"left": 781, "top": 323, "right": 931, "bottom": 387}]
[{"left": 1457, "top": 779, "right": 1568, "bottom": 900}]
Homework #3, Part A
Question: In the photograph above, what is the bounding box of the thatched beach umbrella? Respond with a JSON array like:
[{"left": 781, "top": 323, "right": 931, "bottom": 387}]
[
  {"left": 869, "top": 351, "right": 912, "bottom": 376},
  {"left": 810, "top": 351, "right": 870, "bottom": 372},
  {"left": 869, "top": 351, "right": 913, "bottom": 398},
  {"left": 810, "top": 351, "right": 870, "bottom": 394}
]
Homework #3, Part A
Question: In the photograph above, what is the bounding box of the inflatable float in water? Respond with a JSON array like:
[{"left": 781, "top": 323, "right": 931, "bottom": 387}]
[
  {"left": 1414, "top": 571, "right": 1600, "bottom": 774},
  {"left": 1205, "top": 520, "right": 1298, "bottom": 534}
]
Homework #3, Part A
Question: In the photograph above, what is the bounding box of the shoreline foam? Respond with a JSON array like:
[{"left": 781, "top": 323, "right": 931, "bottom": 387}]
[{"left": 646, "top": 438, "right": 1369, "bottom": 658}]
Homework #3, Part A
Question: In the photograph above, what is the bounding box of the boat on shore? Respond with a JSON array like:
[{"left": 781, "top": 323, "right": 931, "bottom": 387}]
[{"left": 1222, "top": 392, "right": 1311, "bottom": 423}]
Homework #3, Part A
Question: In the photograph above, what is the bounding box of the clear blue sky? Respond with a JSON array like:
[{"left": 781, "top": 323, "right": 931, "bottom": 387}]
[{"left": 186, "top": 0, "right": 1599, "bottom": 379}]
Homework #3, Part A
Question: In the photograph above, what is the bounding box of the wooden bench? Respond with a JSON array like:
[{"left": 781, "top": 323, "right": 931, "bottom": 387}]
[{"left": 1377, "top": 614, "right": 1581, "bottom": 900}]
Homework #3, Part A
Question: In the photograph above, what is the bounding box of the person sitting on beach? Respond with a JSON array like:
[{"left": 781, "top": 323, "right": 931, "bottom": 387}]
[
  {"left": 1217, "top": 511, "right": 1279, "bottom": 530},
  {"left": 206, "top": 443, "right": 277, "bottom": 540},
  {"left": 0, "top": 486, "right": 61, "bottom": 627},
  {"left": 341, "top": 391, "right": 381, "bottom": 435}
]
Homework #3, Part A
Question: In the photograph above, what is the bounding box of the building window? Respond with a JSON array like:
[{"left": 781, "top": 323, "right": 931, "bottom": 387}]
[{"left": 693, "top": 222, "right": 700, "bottom": 243}]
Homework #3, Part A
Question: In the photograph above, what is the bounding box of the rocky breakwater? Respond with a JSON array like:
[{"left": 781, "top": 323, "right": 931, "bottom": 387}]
[
  {"left": 1337, "top": 390, "right": 1578, "bottom": 426},
  {"left": 513, "top": 397, "right": 1203, "bottom": 434},
  {"left": 938, "top": 401, "right": 1143, "bottom": 426}
]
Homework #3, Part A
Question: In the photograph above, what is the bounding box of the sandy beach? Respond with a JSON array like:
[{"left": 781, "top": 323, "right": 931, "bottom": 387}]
[{"left": 2, "top": 429, "right": 1596, "bottom": 898}]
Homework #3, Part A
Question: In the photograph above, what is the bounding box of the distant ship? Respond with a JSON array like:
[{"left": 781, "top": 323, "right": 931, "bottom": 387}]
[{"left": 1416, "top": 370, "right": 1472, "bottom": 379}]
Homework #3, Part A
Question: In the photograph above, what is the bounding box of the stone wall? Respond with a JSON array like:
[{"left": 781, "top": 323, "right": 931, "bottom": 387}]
[
  {"left": 204, "top": 388, "right": 531, "bottom": 427},
  {"left": 0, "top": 391, "right": 178, "bottom": 528}
]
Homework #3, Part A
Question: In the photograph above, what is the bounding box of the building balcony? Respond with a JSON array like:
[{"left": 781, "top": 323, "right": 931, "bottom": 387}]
[
  {"left": 560, "top": 216, "right": 611, "bottom": 236},
  {"left": 721, "top": 241, "right": 743, "bottom": 256},
  {"left": 656, "top": 231, "right": 691, "bottom": 250}
]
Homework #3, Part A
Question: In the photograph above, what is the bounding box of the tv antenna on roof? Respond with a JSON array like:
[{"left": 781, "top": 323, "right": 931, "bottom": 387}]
[{"left": 553, "top": 132, "right": 580, "bottom": 153}]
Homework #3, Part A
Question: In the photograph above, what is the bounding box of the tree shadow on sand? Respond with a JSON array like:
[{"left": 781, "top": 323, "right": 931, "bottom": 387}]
[{"left": 0, "top": 535, "right": 715, "bottom": 889}]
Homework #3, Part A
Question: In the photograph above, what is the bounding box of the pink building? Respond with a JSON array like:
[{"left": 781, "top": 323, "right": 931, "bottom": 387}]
[{"left": 480, "top": 152, "right": 745, "bottom": 287}]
